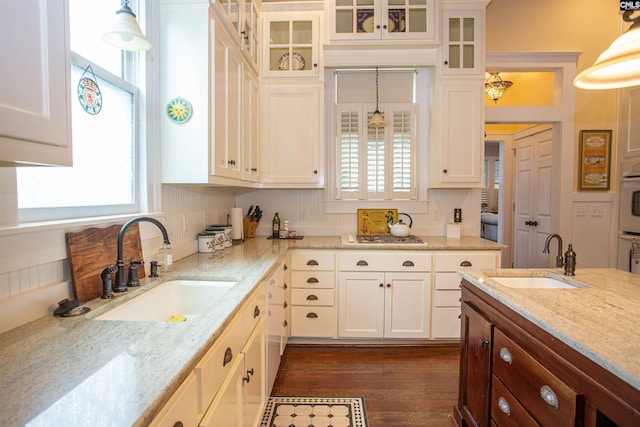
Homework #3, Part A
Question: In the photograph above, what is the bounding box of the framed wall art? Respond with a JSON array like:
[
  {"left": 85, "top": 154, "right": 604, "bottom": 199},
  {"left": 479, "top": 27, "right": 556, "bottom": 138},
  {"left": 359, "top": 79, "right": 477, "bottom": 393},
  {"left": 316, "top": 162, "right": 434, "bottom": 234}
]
[{"left": 578, "top": 129, "right": 612, "bottom": 191}]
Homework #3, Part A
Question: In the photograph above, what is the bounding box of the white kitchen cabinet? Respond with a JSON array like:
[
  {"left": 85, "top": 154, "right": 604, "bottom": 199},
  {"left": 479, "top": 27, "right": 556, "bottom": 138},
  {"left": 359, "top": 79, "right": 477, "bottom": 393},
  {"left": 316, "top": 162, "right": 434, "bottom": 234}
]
[
  {"left": 431, "top": 251, "right": 500, "bottom": 339},
  {"left": 618, "top": 86, "right": 640, "bottom": 159},
  {"left": 214, "top": 26, "right": 243, "bottom": 180},
  {"left": 260, "top": 83, "right": 323, "bottom": 187},
  {"left": 160, "top": 1, "right": 256, "bottom": 185},
  {"left": 289, "top": 250, "right": 336, "bottom": 338},
  {"left": 439, "top": 9, "right": 483, "bottom": 76},
  {"left": 0, "top": 0, "right": 72, "bottom": 167},
  {"left": 150, "top": 372, "right": 201, "bottom": 427},
  {"left": 242, "top": 68, "right": 260, "bottom": 182},
  {"left": 265, "top": 258, "right": 289, "bottom": 393},
  {"left": 337, "top": 252, "right": 432, "bottom": 339},
  {"left": 328, "top": 0, "right": 436, "bottom": 42},
  {"left": 430, "top": 80, "right": 484, "bottom": 187},
  {"left": 262, "top": 11, "right": 320, "bottom": 78}
]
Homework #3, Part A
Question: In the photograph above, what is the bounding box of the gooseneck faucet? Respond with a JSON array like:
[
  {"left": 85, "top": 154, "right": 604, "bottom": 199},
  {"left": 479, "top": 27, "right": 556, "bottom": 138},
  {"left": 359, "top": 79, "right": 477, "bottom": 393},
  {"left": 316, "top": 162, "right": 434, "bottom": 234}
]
[
  {"left": 542, "top": 233, "right": 576, "bottom": 276},
  {"left": 543, "top": 233, "right": 564, "bottom": 268},
  {"left": 114, "top": 217, "right": 170, "bottom": 292}
]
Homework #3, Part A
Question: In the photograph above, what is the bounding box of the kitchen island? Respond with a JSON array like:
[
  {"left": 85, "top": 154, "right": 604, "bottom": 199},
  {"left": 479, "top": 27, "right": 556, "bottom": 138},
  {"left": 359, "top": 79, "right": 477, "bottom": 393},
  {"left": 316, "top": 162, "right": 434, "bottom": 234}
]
[
  {"left": 454, "top": 268, "right": 640, "bottom": 427},
  {"left": 0, "top": 235, "right": 502, "bottom": 427}
]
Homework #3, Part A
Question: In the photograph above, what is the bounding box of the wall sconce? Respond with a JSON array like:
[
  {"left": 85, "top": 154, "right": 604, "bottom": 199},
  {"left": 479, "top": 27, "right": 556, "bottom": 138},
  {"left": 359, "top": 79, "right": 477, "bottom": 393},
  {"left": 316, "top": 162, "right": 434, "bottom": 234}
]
[
  {"left": 484, "top": 73, "right": 513, "bottom": 103},
  {"left": 574, "top": 11, "right": 640, "bottom": 89},
  {"left": 101, "top": 0, "right": 151, "bottom": 51},
  {"left": 368, "top": 67, "right": 386, "bottom": 128}
]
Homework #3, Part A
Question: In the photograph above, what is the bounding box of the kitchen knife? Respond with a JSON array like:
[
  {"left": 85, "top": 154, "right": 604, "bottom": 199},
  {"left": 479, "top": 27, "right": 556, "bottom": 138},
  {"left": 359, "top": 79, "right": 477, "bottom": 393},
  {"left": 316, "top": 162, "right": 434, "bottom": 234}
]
[{"left": 247, "top": 205, "right": 254, "bottom": 218}]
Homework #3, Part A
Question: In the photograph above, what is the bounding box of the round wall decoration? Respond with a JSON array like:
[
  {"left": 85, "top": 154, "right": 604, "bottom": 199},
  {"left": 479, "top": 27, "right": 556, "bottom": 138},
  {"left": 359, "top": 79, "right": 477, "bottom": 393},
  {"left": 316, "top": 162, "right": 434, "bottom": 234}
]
[
  {"left": 166, "top": 97, "right": 192, "bottom": 123},
  {"left": 77, "top": 68, "right": 102, "bottom": 115}
]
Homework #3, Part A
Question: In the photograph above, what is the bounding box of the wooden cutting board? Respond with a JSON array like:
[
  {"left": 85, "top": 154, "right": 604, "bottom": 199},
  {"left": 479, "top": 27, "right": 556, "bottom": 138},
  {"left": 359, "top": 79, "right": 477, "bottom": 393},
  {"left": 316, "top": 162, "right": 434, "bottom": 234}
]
[{"left": 66, "top": 223, "right": 146, "bottom": 302}]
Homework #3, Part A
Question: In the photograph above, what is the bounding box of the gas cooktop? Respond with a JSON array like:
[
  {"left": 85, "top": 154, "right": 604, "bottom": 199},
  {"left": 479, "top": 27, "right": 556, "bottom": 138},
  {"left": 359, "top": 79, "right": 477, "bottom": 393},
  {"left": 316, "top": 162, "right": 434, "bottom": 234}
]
[{"left": 342, "top": 235, "right": 425, "bottom": 244}]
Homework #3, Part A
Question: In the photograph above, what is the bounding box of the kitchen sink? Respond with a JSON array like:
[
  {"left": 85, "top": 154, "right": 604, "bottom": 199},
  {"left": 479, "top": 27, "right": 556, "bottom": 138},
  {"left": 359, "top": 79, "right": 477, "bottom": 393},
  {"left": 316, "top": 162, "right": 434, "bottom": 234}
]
[
  {"left": 95, "top": 280, "right": 236, "bottom": 322},
  {"left": 491, "top": 276, "right": 579, "bottom": 289}
]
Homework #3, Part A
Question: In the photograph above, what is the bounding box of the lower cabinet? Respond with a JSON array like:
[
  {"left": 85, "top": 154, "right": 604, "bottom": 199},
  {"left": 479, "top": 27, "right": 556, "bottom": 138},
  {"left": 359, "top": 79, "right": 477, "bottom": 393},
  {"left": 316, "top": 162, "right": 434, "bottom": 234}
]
[
  {"left": 454, "top": 281, "right": 640, "bottom": 427},
  {"left": 337, "top": 252, "right": 432, "bottom": 339},
  {"left": 265, "top": 257, "right": 289, "bottom": 394},
  {"left": 150, "top": 286, "right": 266, "bottom": 427}
]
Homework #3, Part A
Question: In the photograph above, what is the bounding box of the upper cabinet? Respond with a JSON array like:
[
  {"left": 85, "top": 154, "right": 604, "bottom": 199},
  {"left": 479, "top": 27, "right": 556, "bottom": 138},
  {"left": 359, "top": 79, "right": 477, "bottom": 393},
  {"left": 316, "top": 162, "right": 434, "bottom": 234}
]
[
  {"left": 328, "top": 0, "right": 436, "bottom": 42},
  {"left": 262, "top": 12, "right": 320, "bottom": 78},
  {"left": 440, "top": 10, "right": 482, "bottom": 75},
  {"left": 0, "top": 0, "right": 72, "bottom": 167}
]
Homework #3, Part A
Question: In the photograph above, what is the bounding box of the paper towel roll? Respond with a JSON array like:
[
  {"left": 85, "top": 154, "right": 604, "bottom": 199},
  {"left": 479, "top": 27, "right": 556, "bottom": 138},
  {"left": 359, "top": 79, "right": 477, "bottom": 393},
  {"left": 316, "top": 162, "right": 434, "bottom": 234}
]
[{"left": 231, "top": 208, "right": 243, "bottom": 240}]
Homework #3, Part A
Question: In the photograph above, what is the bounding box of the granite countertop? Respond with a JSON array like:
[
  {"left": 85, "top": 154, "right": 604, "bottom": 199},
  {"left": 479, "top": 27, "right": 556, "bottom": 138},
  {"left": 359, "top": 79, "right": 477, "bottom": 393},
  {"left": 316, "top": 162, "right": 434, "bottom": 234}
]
[
  {"left": 0, "top": 235, "right": 503, "bottom": 427},
  {"left": 457, "top": 268, "right": 640, "bottom": 392}
]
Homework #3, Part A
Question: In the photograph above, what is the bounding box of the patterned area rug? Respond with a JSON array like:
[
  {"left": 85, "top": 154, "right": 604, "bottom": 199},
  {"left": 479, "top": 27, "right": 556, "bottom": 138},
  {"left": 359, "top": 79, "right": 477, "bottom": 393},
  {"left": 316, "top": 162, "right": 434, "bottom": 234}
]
[{"left": 260, "top": 396, "right": 368, "bottom": 427}]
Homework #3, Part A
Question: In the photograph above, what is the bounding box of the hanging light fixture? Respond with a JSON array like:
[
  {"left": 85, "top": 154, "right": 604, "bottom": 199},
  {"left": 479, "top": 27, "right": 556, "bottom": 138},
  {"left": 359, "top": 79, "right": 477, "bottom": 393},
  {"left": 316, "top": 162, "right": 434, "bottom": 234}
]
[
  {"left": 574, "top": 11, "right": 640, "bottom": 89},
  {"left": 484, "top": 72, "right": 513, "bottom": 103},
  {"left": 368, "top": 67, "right": 386, "bottom": 128},
  {"left": 101, "top": 0, "right": 152, "bottom": 51}
]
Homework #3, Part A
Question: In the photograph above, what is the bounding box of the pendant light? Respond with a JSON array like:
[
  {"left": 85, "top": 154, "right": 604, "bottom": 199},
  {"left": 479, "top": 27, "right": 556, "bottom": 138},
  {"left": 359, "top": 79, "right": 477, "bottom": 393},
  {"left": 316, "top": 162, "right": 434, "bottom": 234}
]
[
  {"left": 484, "top": 72, "right": 513, "bottom": 103},
  {"left": 101, "top": 0, "right": 152, "bottom": 51},
  {"left": 368, "top": 67, "right": 386, "bottom": 128},
  {"left": 574, "top": 11, "right": 640, "bottom": 89}
]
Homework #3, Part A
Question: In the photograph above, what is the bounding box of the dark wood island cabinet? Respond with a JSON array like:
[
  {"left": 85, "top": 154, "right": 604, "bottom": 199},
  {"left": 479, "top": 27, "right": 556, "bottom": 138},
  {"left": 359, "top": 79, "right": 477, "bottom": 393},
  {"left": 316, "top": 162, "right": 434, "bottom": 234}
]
[{"left": 453, "top": 277, "right": 640, "bottom": 427}]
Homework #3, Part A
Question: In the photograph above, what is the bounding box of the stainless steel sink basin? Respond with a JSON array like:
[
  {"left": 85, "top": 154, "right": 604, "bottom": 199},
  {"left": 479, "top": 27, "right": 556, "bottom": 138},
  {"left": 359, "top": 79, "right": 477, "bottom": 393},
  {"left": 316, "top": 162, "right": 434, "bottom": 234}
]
[
  {"left": 492, "top": 276, "right": 578, "bottom": 289},
  {"left": 95, "top": 280, "right": 236, "bottom": 322}
]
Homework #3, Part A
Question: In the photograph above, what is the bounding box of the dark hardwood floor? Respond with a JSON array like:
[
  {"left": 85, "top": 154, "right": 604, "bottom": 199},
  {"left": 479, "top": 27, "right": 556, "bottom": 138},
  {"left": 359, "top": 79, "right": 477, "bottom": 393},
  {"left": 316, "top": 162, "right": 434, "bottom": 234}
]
[{"left": 270, "top": 344, "right": 460, "bottom": 427}]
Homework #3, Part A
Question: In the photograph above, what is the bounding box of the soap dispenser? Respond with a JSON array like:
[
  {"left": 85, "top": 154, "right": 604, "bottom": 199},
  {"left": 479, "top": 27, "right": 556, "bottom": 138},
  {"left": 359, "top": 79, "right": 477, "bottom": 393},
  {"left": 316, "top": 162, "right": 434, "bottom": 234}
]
[{"left": 564, "top": 244, "right": 576, "bottom": 276}]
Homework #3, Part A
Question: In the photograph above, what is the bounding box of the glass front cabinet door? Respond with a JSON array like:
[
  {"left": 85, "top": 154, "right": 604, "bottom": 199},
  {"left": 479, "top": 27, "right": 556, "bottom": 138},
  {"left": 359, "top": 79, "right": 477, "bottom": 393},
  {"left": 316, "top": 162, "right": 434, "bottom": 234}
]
[
  {"left": 263, "top": 13, "right": 320, "bottom": 77},
  {"left": 330, "top": 0, "right": 435, "bottom": 42},
  {"left": 441, "top": 10, "right": 482, "bottom": 75}
]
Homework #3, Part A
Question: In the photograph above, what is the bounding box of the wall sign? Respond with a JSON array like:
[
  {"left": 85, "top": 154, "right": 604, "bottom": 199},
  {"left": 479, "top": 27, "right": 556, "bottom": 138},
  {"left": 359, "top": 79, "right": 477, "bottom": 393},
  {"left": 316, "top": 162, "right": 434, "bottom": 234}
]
[{"left": 578, "top": 129, "right": 612, "bottom": 191}]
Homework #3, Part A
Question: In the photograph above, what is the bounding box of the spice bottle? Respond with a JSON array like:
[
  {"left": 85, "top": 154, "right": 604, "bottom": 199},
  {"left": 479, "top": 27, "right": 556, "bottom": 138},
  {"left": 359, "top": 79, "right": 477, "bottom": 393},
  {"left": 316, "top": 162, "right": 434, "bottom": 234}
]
[{"left": 272, "top": 212, "right": 280, "bottom": 238}]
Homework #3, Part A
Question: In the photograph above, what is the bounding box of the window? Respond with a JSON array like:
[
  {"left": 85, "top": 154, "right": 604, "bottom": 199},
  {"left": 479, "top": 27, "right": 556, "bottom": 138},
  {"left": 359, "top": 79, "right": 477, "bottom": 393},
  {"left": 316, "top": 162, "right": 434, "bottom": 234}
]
[
  {"left": 333, "top": 69, "right": 419, "bottom": 202},
  {"left": 16, "top": 0, "right": 142, "bottom": 222}
]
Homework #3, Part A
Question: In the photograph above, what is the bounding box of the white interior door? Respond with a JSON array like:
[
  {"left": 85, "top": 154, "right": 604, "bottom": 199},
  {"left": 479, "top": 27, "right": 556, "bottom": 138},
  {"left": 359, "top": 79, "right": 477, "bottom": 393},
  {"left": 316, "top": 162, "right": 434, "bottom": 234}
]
[{"left": 513, "top": 126, "right": 553, "bottom": 268}]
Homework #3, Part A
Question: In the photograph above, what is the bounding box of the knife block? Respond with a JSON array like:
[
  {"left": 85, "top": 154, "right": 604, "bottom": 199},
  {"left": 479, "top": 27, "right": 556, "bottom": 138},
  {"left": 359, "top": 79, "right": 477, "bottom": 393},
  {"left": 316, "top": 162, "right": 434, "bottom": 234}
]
[{"left": 243, "top": 216, "right": 258, "bottom": 238}]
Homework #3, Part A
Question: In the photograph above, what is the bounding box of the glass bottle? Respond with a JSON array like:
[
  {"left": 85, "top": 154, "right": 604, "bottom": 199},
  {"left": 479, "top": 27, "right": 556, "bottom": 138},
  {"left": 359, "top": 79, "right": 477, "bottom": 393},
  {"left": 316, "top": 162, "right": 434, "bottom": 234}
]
[{"left": 272, "top": 212, "right": 280, "bottom": 238}]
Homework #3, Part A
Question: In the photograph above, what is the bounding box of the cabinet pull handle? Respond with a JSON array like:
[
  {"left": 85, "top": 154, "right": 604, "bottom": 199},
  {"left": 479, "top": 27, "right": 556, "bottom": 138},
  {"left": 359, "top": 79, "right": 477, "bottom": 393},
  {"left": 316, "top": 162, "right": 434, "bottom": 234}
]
[
  {"left": 497, "top": 397, "right": 511, "bottom": 416},
  {"left": 379, "top": 283, "right": 384, "bottom": 287},
  {"left": 402, "top": 260, "right": 415, "bottom": 267},
  {"left": 386, "top": 283, "right": 391, "bottom": 287},
  {"left": 306, "top": 312, "right": 318, "bottom": 319},
  {"left": 283, "top": 320, "right": 288, "bottom": 327},
  {"left": 251, "top": 167, "right": 257, "bottom": 172},
  {"left": 283, "top": 302, "right": 288, "bottom": 309},
  {"left": 307, "top": 277, "right": 319, "bottom": 284},
  {"left": 540, "top": 385, "right": 560, "bottom": 410},
  {"left": 499, "top": 347, "right": 512, "bottom": 365},
  {"left": 479, "top": 338, "right": 489, "bottom": 347},
  {"left": 357, "top": 260, "right": 369, "bottom": 266},
  {"left": 173, "top": 422, "right": 184, "bottom": 427},
  {"left": 284, "top": 264, "right": 288, "bottom": 270},
  {"left": 306, "top": 294, "right": 318, "bottom": 301},
  {"left": 223, "top": 347, "right": 233, "bottom": 367},
  {"left": 460, "top": 260, "right": 472, "bottom": 267},
  {"left": 307, "top": 260, "right": 319, "bottom": 266},
  {"left": 253, "top": 305, "right": 260, "bottom": 318},
  {"left": 284, "top": 283, "right": 288, "bottom": 289}
]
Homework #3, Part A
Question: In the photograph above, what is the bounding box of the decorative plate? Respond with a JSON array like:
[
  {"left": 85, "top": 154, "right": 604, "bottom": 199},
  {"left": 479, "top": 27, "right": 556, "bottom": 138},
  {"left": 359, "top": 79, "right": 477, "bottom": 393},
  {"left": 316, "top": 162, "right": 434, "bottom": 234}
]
[
  {"left": 166, "top": 97, "right": 192, "bottom": 123},
  {"left": 77, "top": 77, "right": 102, "bottom": 115},
  {"left": 278, "top": 52, "right": 306, "bottom": 71}
]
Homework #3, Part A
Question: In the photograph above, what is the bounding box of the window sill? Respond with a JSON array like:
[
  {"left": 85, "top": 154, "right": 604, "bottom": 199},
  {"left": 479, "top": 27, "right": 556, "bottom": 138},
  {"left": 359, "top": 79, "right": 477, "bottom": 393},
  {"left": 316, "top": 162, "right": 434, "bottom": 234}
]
[
  {"left": 0, "top": 213, "right": 165, "bottom": 238},
  {"left": 324, "top": 200, "right": 429, "bottom": 214}
]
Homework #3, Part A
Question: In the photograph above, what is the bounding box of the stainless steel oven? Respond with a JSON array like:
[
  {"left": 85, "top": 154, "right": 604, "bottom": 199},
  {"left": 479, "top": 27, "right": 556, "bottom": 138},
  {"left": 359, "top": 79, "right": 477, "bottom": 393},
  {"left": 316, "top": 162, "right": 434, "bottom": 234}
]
[{"left": 618, "top": 161, "right": 640, "bottom": 272}]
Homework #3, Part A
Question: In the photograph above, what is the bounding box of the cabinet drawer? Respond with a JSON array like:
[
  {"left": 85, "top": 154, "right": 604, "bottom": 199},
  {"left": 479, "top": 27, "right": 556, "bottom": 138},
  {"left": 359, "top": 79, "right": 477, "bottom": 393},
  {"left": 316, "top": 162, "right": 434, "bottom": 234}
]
[
  {"left": 291, "top": 271, "right": 335, "bottom": 289},
  {"left": 431, "top": 307, "right": 461, "bottom": 339},
  {"left": 493, "top": 329, "right": 578, "bottom": 426},
  {"left": 291, "top": 288, "right": 334, "bottom": 306},
  {"left": 434, "top": 289, "right": 461, "bottom": 307},
  {"left": 434, "top": 272, "right": 463, "bottom": 290},
  {"left": 491, "top": 374, "right": 539, "bottom": 427},
  {"left": 196, "top": 316, "right": 245, "bottom": 409},
  {"left": 290, "top": 306, "right": 335, "bottom": 337},
  {"left": 338, "top": 252, "right": 431, "bottom": 272},
  {"left": 243, "top": 288, "right": 265, "bottom": 340},
  {"left": 290, "top": 250, "right": 335, "bottom": 270},
  {"left": 434, "top": 251, "right": 498, "bottom": 271},
  {"left": 151, "top": 372, "right": 200, "bottom": 427}
]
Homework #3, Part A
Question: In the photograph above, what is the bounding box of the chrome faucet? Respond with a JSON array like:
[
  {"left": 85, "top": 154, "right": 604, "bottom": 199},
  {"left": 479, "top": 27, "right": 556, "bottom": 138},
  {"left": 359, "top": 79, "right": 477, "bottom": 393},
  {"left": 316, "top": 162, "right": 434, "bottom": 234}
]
[
  {"left": 543, "top": 233, "right": 576, "bottom": 276},
  {"left": 114, "top": 217, "right": 170, "bottom": 292}
]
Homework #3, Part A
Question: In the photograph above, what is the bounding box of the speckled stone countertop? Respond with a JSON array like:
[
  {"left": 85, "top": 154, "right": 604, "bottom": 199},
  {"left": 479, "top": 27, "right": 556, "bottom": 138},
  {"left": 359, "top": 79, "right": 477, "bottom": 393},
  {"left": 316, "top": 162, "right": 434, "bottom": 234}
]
[
  {"left": 458, "top": 268, "right": 640, "bottom": 392},
  {"left": 0, "top": 236, "right": 503, "bottom": 427}
]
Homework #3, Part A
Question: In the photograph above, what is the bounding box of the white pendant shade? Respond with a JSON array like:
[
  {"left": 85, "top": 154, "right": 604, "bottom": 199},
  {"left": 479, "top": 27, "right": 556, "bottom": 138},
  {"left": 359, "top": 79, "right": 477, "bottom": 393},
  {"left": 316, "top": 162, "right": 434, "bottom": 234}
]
[
  {"left": 574, "top": 18, "right": 640, "bottom": 89},
  {"left": 101, "top": 3, "right": 151, "bottom": 51}
]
